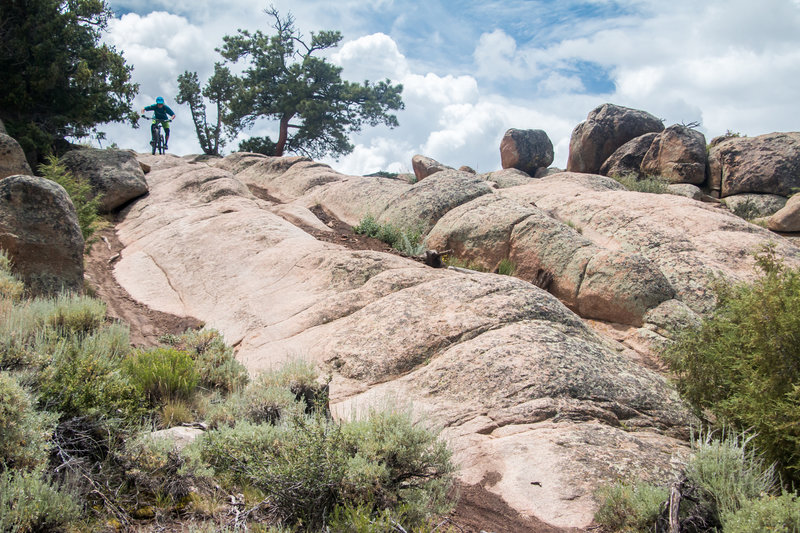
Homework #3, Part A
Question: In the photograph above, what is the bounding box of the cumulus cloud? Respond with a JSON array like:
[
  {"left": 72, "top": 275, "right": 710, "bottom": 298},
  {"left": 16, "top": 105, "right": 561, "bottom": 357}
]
[
  {"left": 332, "top": 33, "right": 409, "bottom": 81},
  {"left": 98, "top": 0, "right": 800, "bottom": 173}
]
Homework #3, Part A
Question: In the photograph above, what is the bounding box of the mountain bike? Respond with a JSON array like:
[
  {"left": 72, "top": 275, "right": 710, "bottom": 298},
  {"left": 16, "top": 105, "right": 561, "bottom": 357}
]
[{"left": 143, "top": 116, "right": 171, "bottom": 155}]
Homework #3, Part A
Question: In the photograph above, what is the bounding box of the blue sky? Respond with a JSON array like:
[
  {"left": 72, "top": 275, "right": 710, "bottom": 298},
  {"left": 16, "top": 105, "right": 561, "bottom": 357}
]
[{"left": 99, "top": 0, "right": 800, "bottom": 175}]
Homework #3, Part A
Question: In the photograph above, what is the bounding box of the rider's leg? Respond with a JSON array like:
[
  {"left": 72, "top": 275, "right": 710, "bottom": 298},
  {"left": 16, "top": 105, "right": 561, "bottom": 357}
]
[{"left": 163, "top": 123, "right": 170, "bottom": 149}]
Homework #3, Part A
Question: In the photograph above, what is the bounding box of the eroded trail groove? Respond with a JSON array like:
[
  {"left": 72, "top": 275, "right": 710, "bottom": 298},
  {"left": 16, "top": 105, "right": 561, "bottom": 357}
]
[{"left": 100, "top": 153, "right": 800, "bottom": 530}]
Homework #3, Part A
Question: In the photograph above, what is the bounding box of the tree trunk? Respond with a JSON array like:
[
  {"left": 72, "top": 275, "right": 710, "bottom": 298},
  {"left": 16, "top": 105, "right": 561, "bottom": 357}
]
[{"left": 275, "top": 113, "right": 291, "bottom": 156}]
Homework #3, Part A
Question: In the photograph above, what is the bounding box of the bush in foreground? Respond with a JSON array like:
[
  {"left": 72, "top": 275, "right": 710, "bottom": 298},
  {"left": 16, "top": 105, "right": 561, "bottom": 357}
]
[
  {"left": 594, "top": 430, "right": 794, "bottom": 532},
  {"left": 192, "top": 406, "right": 454, "bottom": 530},
  {"left": 0, "top": 372, "right": 56, "bottom": 472},
  {"left": 663, "top": 246, "right": 800, "bottom": 483},
  {"left": 0, "top": 469, "right": 80, "bottom": 533}
]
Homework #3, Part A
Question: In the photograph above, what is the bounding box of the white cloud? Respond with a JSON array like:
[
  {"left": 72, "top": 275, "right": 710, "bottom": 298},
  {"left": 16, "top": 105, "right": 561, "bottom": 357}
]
[
  {"left": 332, "top": 33, "right": 409, "bottom": 81},
  {"left": 96, "top": 0, "right": 800, "bottom": 174}
]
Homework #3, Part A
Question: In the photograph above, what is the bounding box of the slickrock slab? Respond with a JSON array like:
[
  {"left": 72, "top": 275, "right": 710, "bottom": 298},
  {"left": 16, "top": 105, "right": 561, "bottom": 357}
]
[{"left": 114, "top": 156, "right": 694, "bottom": 529}]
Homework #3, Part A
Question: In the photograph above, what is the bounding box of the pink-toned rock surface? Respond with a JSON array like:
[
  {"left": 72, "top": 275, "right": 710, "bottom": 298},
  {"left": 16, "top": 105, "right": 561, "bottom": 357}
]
[
  {"left": 412, "top": 154, "right": 451, "bottom": 181},
  {"left": 498, "top": 172, "right": 800, "bottom": 315},
  {"left": 113, "top": 156, "right": 694, "bottom": 529},
  {"left": 768, "top": 194, "right": 800, "bottom": 232}
]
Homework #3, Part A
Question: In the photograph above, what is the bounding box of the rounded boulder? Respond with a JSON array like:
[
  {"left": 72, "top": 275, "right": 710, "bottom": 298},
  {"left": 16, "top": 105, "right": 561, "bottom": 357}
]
[
  {"left": 500, "top": 128, "right": 554, "bottom": 175},
  {"left": 0, "top": 175, "right": 84, "bottom": 295}
]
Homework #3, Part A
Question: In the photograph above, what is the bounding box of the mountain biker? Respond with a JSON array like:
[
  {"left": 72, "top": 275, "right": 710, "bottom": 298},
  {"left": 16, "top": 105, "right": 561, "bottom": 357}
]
[{"left": 141, "top": 97, "right": 176, "bottom": 149}]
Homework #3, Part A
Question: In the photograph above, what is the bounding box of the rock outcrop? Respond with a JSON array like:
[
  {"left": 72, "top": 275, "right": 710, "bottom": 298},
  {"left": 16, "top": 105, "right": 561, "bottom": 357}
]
[
  {"left": 115, "top": 155, "right": 696, "bottom": 528},
  {"left": 641, "top": 125, "right": 707, "bottom": 184},
  {"left": 599, "top": 132, "right": 658, "bottom": 178},
  {"left": 567, "top": 104, "right": 664, "bottom": 174},
  {"left": 0, "top": 133, "right": 33, "bottom": 180},
  {"left": 499, "top": 128, "right": 554, "bottom": 175},
  {"left": 425, "top": 193, "right": 675, "bottom": 326},
  {"left": 411, "top": 154, "right": 451, "bottom": 181},
  {"left": 60, "top": 148, "right": 149, "bottom": 212},
  {"left": 708, "top": 132, "right": 800, "bottom": 197},
  {"left": 0, "top": 175, "right": 84, "bottom": 295},
  {"left": 768, "top": 194, "right": 800, "bottom": 232}
]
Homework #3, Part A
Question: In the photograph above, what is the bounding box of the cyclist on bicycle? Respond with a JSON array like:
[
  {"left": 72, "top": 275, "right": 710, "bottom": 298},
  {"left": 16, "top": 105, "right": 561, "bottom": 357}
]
[{"left": 141, "top": 97, "right": 176, "bottom": 149}]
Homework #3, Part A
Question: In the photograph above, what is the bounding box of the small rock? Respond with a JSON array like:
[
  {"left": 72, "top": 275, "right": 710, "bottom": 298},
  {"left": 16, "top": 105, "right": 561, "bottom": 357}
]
[{"left": 411, "top": 154, "right": 451, "bottom": 181}]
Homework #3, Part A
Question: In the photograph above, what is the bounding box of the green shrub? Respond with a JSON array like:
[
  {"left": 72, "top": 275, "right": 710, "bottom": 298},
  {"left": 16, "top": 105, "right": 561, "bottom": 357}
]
[
  {"left": 611, "top": 173, "right": 670, "bottom": 194},
  {"left": 496, "top": 259, "right": 517, "bottom": 276},
  {"left": 161, "top": 329, "right": 249, "bottom": 393},
  {"left": 663, "top": 246, "right": 800, "bottom": 483},
  {"left": 38, "top": 330, "right": 142, "bottom": 420},
  {"left": 0, "top": 469, "right": 80, "bottom": 532},
  {"left": 723, "top": 491, "right": 800, "bottom": 532},
  {"left": 208, "top": 384, "right": 302, "bottom": 428},
  {"left": 340, "top": 408, "right": 455, "bottom": 524},
  {"left": 38, "top": 155, "right": 103, "bottom": 243},
  {"left": 0, "top": 294, "right": 113, "bottom": 371},
  {"left": 564, "top": 219, "right": 584, "bottom": 234},
  {"left": 39, "top": 293, "right": 107, "bottom": 335},
  {"left": 593, "top": 481, "right": 668, "bottom": 532},
  {"left": 123, "top": 347, "right": 199, "bottom": 405},
  {"left": 193, "top": 407, "right": 454, "bottom": 530},
  {"left": 686, "top": 430, "right": 778, "bottom": 518},
  {"left": 353, "top": 215, "right": 426, "bottom": 256},
  {"left": 0, "top": 372, "right": 57, "bottom": 471},
  {"left": 115, "top": 433, "right": 200, "bottom": 511},
  {"left": 0, "top": 249, "right": 24, "bottom": 303}
]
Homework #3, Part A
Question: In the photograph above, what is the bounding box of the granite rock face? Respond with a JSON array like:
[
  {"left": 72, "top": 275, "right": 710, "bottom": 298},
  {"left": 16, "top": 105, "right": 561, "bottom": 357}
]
[
  {"left": 114, "top": 154, "right": 698, "bottom": 528},
  {"left": 567, "top": 104, "right": 664, "bottom": 174},
  {"left": 708, "top": 132, "right": 800, "bottom": 197},
  {"left": 500, "top": 128, "right": 554, "bottom": 175},
  {"left": 61, "top": 149, "right": 149, "bottom": 212},
  {"left": 0, "top": 175, "right": 84, "bottom": 295},
  {"left": 0, "top": 133, "right": 33, "bottom": 180}
]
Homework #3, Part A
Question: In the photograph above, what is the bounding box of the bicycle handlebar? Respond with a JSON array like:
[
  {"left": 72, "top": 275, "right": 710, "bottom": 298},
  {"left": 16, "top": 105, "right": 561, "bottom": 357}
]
[{"left": 142, "top": 115, "right": 173, "bottom": 121}]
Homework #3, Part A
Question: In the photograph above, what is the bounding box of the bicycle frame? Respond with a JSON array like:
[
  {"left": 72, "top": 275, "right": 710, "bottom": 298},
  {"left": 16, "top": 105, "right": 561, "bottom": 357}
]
[{"left": 143, "top": 115, "right": 171, "bottom": 155}]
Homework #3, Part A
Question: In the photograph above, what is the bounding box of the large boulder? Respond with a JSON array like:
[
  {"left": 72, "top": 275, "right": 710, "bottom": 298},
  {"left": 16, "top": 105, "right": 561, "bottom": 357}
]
[
  {"left": 411, "top": 154, "right": 451, "bottom": 181},
  {"left": 567, "top": 104, "right": 664, "bottom": 174},
  {"left": 60, "top": 149, "right": 148, "bottom": 212},
  {"left": 768, "top": 194, "right": 800, "bottom": 232},
  {"left": 0, "top": 175, "right": 84, "bottom": 295},
  {"left": 641, "top": 125, "right": 707, "bottom": 184},
  {"left": 117, "top": 155, "right": 694, "bottom": 528},
  {"left": 708, "top": 132, "right": 800, "bottom": 197},
  {"left": 599, "top": 132, "right": 658, "bottom": 178},
  {"left": 500, "top": 128, "right": 554, "bottom": 175},
  {"left": 498, "top": 172, "right": 800, "bottom": 316},
  {"left": 427, "top": 193, "right": 675, "bottom": 326},
  {"left": 0, "top": 133, "right": 33, "bottom": 180}
]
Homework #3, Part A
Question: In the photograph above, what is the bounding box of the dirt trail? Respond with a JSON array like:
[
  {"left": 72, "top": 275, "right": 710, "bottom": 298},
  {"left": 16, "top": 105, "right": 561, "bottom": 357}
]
[{"left": 83, "top": 196, "right": 584, "bottom": 533}]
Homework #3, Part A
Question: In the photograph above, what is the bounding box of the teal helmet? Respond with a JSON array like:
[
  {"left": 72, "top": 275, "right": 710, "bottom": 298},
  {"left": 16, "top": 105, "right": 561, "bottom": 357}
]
[{"left": 156, "top": 96, "right": 164, "bottom": 104}]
